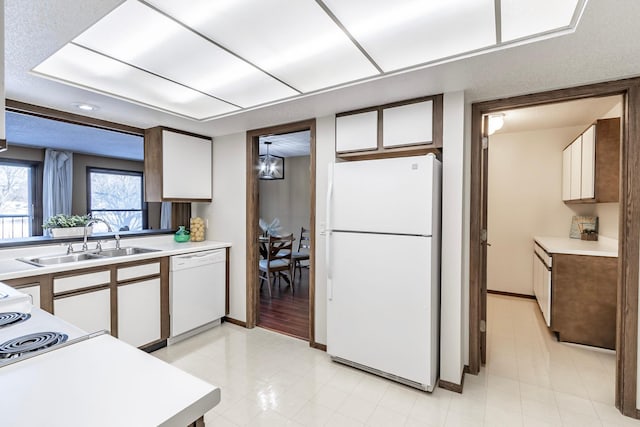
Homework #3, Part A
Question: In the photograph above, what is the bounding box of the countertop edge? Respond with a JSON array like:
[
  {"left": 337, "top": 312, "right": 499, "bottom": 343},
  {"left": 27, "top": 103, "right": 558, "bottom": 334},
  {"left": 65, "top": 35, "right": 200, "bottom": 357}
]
[{"left": 534, "top": 236, "right": 618, "bottom": 258}]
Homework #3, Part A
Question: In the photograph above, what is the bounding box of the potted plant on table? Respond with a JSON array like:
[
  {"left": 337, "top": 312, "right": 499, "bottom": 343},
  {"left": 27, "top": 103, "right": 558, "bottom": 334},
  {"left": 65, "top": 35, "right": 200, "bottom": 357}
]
[{"left": 43, "top": 214, "right": 91, "bottom": 238}]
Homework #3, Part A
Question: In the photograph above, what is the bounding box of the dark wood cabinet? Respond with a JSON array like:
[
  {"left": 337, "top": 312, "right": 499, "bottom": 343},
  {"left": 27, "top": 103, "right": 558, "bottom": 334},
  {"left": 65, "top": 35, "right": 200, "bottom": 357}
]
[{"left": 551, "top": 253, "right": 617, "bottom": 349}]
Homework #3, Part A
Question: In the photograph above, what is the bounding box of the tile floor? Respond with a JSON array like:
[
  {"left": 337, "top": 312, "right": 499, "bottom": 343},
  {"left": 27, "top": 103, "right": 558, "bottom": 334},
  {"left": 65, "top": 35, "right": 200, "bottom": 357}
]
[{"left": 153, "top": 294, "right": 640, "bottom": 426}]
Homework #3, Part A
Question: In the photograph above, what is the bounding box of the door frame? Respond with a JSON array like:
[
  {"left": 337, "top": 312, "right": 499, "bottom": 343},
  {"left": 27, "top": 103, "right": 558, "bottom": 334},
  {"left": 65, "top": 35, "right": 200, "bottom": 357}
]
[
  {"left": 245, "top": 118, "right": 318, "bottom": 346},
  {"left": 469, "top": 77, "right": 640, "bottom": 417}
]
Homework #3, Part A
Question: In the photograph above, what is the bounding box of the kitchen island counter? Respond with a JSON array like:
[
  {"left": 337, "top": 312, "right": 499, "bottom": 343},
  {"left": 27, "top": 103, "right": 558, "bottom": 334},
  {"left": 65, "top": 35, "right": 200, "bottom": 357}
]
[{"left": 1, "top": 333, "right": 219, "bottom": 427}]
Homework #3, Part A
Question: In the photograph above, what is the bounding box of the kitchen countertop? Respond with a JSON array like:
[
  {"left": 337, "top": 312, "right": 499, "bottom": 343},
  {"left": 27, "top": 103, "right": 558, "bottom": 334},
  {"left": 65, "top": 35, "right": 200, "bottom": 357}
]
[
  {"left": 534, "top": 235, "right": 618, "bottom": 258},
  {"left": 1, "top": 333, "right": 220, "bottom": 426},
  {"left": 0, "top": 235, "right": 231, "bottom": 281}
]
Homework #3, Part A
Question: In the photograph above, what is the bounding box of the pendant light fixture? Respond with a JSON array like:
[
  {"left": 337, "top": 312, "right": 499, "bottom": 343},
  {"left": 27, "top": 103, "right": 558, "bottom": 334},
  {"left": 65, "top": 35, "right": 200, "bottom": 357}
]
[{"left": 259, "top": 141, "right": 284, "bottom": 180}]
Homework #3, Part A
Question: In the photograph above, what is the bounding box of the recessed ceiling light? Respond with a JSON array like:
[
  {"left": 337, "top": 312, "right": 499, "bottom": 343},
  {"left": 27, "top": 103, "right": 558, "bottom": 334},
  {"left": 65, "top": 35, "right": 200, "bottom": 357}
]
[{"left": 72, "top": 102, "right": 99, "bottom": 112}]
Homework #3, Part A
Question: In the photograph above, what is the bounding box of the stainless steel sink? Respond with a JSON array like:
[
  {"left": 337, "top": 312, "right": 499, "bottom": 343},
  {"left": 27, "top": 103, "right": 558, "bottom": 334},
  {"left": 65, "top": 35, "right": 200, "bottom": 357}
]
[
  {"left": 17, "top": 247, "right": 160, "bottom": 267},
  {"left": 96, "top": 247, "right": 160, "bottom": 257},
  {"left": 18, "top": 252, "right": 103, "bottom": 267}
]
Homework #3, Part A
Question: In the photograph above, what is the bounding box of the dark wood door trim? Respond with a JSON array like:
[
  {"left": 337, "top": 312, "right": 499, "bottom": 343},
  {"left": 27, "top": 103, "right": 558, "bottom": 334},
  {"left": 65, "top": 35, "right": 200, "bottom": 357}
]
[
  {"left": 470, "top": 77, "right": 640, "bottom": 417},
  {"left": 245, "top": 119, "right": 317, "bottom": 347}
]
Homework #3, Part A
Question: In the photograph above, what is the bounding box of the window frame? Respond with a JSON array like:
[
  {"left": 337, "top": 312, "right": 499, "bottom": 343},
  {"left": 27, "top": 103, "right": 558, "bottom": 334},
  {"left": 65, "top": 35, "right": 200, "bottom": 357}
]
[
  {"left": 86, "top": 166, "right": 148, "bottom": 230},
  {"left": 0, "top": 158, "right": 43, "bottom": 238}
]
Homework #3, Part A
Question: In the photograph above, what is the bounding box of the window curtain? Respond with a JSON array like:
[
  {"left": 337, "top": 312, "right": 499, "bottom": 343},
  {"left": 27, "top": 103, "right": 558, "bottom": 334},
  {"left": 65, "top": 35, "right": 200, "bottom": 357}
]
[
  {"left": 42, "top": 149, "right": 73, "bottom": 223},
  {"left": 160, "top": 202, "right": 172, "bottom": 229}
]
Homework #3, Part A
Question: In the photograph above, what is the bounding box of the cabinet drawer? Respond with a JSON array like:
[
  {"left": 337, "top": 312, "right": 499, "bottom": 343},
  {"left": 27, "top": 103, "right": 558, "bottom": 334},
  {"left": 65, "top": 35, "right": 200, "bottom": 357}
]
[
  {"left": 54, "top": 270, "right": 111, "bottom": 294},
  {"left": 117, "top": 262, "right": 160, "bottom": 282},
  {"left": 534, "top": 243, "right": 552, "bottom": 268}
]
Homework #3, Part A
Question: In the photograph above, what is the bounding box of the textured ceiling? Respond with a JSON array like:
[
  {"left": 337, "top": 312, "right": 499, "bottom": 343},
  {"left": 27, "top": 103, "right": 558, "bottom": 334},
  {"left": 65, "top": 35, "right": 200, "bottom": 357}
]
[
  {"left": 5, "top": 0, "right": 640, "bottom": 141},
  {"left": 259, "top": 131, "right": 310, "bottom": 158}
]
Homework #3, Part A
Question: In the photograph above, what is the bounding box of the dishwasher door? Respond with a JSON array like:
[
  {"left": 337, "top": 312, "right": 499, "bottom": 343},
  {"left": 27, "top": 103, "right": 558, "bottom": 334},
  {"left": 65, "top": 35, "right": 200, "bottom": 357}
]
[{"left": 170, "top": 250, "right": 226, "bottom": 337}]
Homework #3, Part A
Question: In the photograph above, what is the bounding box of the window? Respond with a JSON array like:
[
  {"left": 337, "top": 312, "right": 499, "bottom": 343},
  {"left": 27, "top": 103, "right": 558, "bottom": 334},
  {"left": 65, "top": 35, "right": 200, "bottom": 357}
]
[
  {"left": 87, "top": 168, "right": 146, "bottom": 232},
  {"left": 0, "top": 159, "right": 41, "bottom": 239}
]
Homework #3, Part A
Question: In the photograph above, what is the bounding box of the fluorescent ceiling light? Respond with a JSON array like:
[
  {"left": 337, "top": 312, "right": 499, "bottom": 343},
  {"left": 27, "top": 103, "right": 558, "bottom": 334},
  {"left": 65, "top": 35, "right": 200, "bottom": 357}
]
[
  {"left": 501, "top": 0, "right": 581, "bottom": 42},
  {"left": 31, "top": 0, "right": 587, "bottom": 122}
]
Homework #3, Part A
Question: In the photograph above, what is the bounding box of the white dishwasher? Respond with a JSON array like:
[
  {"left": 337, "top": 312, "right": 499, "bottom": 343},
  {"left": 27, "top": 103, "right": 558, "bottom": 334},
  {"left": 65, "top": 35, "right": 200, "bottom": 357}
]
[{"left": 170, "top": 249, "right": 226, "bottom": 342}]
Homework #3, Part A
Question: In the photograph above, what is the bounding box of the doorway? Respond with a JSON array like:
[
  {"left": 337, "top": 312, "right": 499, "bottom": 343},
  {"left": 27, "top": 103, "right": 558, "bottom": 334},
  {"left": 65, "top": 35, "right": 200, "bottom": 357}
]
[
  {"left": 484, "top": 95, "right": 622, "bottom": 411},
  {"left": 469, "top": 79, "right": 640, "bottom": 417},
  {"left": 246, "top": 119, "right": 318, "bottom": 345}
]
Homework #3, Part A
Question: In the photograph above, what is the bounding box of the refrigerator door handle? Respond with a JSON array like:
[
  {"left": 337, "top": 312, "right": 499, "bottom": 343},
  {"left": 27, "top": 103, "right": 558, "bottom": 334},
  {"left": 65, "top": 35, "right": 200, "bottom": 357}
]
[
  {"left": 327, "top": 232, "right": 333, "bottom": 300},
  {"left": 326, "top": 162, "right": 334, "bottom": 234}
]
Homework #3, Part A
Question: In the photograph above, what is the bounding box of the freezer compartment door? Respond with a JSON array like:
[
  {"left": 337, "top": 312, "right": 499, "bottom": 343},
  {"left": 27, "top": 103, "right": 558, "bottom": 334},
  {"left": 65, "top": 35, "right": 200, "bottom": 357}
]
[
  {"left": 327, "top": 232, "right": 439, "bottom": 388},
  {"left": 330, "top": 154, "right": 438, "bottom": 235}
]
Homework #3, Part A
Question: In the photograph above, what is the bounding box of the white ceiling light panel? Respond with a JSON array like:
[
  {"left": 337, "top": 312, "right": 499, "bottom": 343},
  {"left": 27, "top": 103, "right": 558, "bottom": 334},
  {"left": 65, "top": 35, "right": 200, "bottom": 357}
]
[
  {"left": 501, "top": 0, "right": 581, "bottom": 42},
  {"left": 72, "top": 0, "right": 298, "bottom": 109},
  {"left": 32, "top": 44, "right": 238, "bottom": 120},
  {"left": 147, "top": 0, "right": 380, "bottom": 92},
  {"left": 321, "top": 0, "right": 496, "bottom": 72}
]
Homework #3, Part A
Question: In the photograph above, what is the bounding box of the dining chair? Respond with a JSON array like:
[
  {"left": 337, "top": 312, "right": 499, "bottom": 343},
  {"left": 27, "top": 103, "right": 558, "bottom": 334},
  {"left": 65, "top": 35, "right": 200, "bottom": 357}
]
[
  {"left": 292, "top": 227, "right": 310, "bottom": 282},
  {"left": 258, "top": 233, "right": 294, "bottom": 297}
]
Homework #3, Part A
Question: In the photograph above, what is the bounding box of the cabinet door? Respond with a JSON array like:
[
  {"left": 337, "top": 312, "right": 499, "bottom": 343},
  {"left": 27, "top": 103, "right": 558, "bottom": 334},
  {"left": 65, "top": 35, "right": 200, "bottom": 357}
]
[
  {"left": 162, "top": 130, "right": 212, "bottom": 200},
  {"left": 562, "top": 146, "right": 571, "bottom": 201},
  {"left": 118, "top": 279, "right": 161, "bottom": 348},
  {"left": 382, "top": 100, "right": 433, "bottom": 148},
  {"left": 335, "top": 111, "right": 378, "bottom": 153},
  {"left": 54, "top": 289, "right": 111, "bottom": 333},
  {"left": 580, "top": 125, "right": 596, "bottom": 199},
  {"left": 570, "top": 136, "right": 582, "bottom": 200},
  {"left": 18, "top": 285, "right": 41, "bottom": 309},
  {"left": 532, "top": 253, "right": 541, "bottom": 300}
]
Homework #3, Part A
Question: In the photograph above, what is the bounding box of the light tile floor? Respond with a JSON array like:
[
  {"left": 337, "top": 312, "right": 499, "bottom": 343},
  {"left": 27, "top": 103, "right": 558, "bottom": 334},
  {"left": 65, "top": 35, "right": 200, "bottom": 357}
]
[{"left": 153, "top": 295, "right": 640, "bottom": 426}]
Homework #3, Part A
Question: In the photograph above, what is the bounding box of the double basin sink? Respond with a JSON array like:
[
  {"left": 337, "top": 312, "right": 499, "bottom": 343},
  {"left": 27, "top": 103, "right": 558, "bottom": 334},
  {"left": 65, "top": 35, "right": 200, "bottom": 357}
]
[{"left": 18, "top": 247, "right": 160, "bottom": 267}]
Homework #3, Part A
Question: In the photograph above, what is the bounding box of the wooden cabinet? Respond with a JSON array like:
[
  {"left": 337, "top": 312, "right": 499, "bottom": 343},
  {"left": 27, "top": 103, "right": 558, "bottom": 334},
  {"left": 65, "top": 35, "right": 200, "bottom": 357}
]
[
  {"left": 144, "top": 127, "right": 212, "bottom": 202},
  {"left": 551, "top": 253, "right": 617, "bottom": 349},
  {"left": 335, "top": 95, "right": 442, "bottom": 160},
  {"left": 115, "top": 259, "right": 168, "bottom": 348},
  {"left": 562, "top": 118, "right": 620, "bottom": 203},
  {"left": 52, "top": 268, "right": 112, "bottom": 333}
]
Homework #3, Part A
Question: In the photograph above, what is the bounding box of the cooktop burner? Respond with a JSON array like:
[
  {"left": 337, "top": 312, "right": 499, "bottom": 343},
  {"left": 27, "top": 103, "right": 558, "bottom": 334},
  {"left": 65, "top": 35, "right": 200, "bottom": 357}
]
[
  {"left": 0, "top": 312, "right": 31, "bottom": 328},
  {"left": 0, "top": 332, "right": 68, "bottom": 361}
]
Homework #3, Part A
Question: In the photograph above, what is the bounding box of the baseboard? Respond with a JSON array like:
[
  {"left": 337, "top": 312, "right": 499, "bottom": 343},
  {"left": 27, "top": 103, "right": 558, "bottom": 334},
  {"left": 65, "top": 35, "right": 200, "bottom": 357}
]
[
  {"left": 223, "top": 316, "right": 247, "bottom": 327},
  {"left": 438, "top": 370, "right": 465, "bottom": 393},
  {"left": 311, "top": 342, "right": 327, "bottom": 351},
  {"left": 464, "top": 365, "right": 470, "bottom": 374},
  {"left": 487, "top": 289, "right": 535, "bottom": 300}
]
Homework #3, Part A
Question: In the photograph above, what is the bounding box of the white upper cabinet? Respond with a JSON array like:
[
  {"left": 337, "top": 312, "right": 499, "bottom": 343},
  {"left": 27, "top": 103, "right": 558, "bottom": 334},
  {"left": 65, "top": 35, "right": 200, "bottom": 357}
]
[
  {"left": 562, "top": 118, "right": 620, "bottom": 203},
  {"left": 569, "top": 136, "right": 582, "bottom": 200},
  {"left": 562, "top": 146, "right": 571, "bottom": 201},
  {"left": 382, "top": 100, "right": 433, "bottom": 148},
  {"left": 580, "top": 125, "right": 596, "bottom": 200},
  {"left": 144, "top": 127, "right": 213, "bottom": 202},
  {"left": 335, "top": 110, "right": 378, "bottom": 153}
]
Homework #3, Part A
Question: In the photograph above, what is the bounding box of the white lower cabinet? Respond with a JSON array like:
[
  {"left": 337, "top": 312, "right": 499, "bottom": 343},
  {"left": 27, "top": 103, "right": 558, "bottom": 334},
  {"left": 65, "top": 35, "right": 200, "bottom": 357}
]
[
  {"left": 532, "top": 244, "right": 552, "bottom": 327},
  {"left": 118, "top": 278, "right": 161, "bottom": 348},
  {"left": 54, "top": 288, "right": 111, "bottom": 333},
  {"left": 17, "top": 284, "right": 41, "bottom": 309}
]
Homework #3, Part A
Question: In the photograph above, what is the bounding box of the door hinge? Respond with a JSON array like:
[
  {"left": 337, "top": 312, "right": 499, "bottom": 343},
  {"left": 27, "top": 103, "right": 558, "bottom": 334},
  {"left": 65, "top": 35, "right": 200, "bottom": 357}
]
[
  {"left": 480, "top": 229, "right": 487, "bottom": 242},
  {"left": 480, "top": 320, "right": 486, "bottom": 333},
  {"left": 482, "top": 136, "right": 488, "bottom": 150}
]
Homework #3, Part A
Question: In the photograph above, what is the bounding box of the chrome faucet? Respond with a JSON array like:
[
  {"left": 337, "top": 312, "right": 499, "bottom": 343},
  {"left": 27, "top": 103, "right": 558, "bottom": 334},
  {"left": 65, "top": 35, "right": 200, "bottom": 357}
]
[{"left": 82, "top": 218, "right": 116, "bottom": 251}]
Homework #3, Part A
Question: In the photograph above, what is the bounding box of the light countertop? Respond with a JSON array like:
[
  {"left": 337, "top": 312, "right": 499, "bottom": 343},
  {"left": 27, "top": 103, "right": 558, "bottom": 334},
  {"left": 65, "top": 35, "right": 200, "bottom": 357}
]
[
  {"left": 1, "top": 333, "right": 220, "bottom": 426},
  {"left": 0, "top": 235, "right": 231, "bottom": 281},
  {"left": 534, "top": 235, "right": 618, "bottom": 258}
]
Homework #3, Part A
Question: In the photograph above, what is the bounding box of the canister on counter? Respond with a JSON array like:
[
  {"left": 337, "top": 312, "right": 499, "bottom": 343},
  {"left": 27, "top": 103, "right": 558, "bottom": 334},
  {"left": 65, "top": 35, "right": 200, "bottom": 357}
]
[{"left": 190, "top": 217, "right": 205, "bottom": 241}]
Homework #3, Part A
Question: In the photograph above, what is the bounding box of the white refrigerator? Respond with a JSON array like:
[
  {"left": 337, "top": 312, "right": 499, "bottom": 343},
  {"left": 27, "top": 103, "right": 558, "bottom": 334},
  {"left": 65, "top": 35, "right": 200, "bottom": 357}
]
[{"left": 326, "top": 153, "right": 441, "bottom": 391}]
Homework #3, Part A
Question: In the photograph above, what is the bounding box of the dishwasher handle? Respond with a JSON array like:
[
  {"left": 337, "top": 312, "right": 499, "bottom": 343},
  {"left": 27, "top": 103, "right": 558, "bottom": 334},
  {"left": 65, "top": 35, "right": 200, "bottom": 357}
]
[{"left": 171, "top": 250, "right": 226, "bottom": 270}]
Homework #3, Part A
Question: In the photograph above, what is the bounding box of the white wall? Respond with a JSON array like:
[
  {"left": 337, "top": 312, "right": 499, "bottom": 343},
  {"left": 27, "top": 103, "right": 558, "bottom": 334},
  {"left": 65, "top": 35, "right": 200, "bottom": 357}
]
[
  {"left": 440, "top": 91, "right": 466, "bottom": 385},
  {"left": 259, "top": 156, "right": 310, "bottom": 238},
  {"left": 194, "top": 132, "right": 247, "bottom": 322},
  {"left": 487, "top": 126, "right": 586, "bottom": 295}
]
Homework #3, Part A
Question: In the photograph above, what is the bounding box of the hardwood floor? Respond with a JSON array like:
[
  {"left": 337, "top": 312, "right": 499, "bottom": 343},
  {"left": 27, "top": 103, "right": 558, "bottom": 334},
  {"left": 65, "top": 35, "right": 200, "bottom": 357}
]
[{"left": 257, "top": 267, "right": 310, "bottom": 340}]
